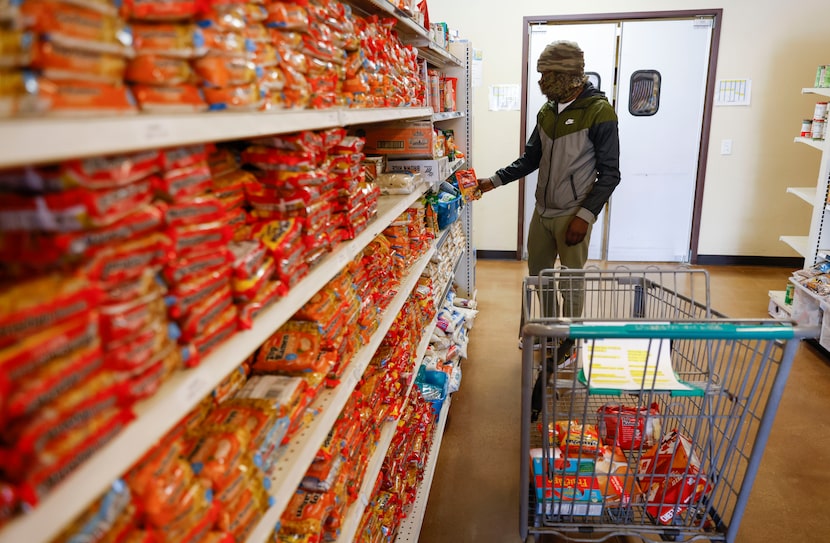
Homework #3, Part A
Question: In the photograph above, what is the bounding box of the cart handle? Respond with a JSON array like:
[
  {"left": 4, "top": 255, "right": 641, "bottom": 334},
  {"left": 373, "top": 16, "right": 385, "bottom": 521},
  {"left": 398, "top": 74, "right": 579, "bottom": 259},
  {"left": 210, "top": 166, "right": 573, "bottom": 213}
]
[{"left": 523, "top": 321, "right": 820, "bottom": 340}]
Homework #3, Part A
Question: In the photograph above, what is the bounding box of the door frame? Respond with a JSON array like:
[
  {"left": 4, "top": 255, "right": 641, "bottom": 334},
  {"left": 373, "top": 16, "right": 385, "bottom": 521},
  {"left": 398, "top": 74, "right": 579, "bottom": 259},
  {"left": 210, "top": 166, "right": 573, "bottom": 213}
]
[{"left": 516, "top": 9, "right": 723, "bottom": 263}]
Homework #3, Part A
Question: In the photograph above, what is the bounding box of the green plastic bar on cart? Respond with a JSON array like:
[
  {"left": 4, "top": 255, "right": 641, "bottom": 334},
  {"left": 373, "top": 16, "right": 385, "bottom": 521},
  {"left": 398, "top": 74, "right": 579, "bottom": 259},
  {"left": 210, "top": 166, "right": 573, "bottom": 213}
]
[{"left": 566, "top": 322, "right": 796, "bottom": 340}]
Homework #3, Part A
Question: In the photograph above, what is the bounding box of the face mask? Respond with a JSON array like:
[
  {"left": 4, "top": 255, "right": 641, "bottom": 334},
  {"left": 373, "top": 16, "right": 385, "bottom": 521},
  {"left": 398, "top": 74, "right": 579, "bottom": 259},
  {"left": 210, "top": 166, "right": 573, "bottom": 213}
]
[{"left": 539, "top": 71, "right": 583, "bottom": 102}]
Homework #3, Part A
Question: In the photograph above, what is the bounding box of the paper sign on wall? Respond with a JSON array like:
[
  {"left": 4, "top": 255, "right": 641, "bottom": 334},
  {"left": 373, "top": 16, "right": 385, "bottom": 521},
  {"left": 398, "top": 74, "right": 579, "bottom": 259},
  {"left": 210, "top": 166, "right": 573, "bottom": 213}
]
[
  {"left": 715, "top": 79, "right": 752, "bottom": 106},
  {"left": 489, "top": 84, "right": 521, "bottom": 111}
]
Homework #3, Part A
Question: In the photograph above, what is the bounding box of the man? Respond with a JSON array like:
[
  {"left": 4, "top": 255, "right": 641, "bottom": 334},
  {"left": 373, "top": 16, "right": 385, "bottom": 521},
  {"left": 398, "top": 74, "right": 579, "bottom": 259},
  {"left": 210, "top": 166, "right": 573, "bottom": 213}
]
[{"left": 477, "top": 40, "right": 621, "bottom": 418}]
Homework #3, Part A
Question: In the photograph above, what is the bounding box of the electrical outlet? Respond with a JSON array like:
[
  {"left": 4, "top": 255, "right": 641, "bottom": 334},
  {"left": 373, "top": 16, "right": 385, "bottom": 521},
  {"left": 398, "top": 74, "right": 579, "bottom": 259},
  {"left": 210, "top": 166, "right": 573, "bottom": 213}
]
[{"left": 720, "top": 139, "right": 733, "bottom": 155}]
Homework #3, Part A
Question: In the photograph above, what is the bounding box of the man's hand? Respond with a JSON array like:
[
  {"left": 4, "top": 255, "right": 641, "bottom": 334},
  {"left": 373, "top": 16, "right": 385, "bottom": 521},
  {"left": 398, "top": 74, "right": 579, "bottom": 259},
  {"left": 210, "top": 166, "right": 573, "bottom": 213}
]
[
  {"left": 565, "top": 216, "right": 589, "bottom": 246},
  {"left": 474, "top": 178, "right": 496, "bottom": 199}
]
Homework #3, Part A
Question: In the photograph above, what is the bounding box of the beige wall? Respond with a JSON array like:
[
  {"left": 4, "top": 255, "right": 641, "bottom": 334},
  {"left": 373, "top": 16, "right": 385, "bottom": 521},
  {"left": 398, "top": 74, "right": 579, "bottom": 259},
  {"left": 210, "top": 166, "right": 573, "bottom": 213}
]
[{"left": 429, "top": 0, "right": 830, "bottom": 258}]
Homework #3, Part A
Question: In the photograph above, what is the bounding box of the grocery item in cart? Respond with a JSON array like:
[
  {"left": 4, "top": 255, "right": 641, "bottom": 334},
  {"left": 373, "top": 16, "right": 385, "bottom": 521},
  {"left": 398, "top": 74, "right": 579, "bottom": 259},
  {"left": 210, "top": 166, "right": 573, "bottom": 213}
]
[
  {"left": 597, "top": 402, "right": 661, "bottom": 450},
  {"left": 638, "top": 429, "right": 713, "bottom": 525}
]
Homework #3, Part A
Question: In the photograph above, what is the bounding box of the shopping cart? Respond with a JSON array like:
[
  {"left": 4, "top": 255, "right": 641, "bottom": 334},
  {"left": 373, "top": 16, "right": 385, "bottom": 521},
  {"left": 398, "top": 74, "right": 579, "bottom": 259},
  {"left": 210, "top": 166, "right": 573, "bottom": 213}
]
[{"left": 519, "top": 267, "right": 818, "bottom": 543}]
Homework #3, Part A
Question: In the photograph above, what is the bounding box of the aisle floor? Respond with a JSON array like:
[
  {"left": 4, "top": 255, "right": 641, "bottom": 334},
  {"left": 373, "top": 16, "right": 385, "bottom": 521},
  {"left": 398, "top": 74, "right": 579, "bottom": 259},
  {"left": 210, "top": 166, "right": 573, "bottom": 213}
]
[{"left": 417, "top": 259, "right": 830, "bottom": 543}]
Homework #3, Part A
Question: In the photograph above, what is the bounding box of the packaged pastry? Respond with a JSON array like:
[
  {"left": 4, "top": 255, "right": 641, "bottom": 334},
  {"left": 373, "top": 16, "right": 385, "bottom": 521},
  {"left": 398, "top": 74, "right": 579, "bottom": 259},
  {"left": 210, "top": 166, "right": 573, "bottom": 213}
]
[
  {"left": 0, "top": 177, "right": 154, "bottom": 231},
  {"left": 0, "top": 272, "right": 100, "bottom": 349},
  {"left": 131, "top": 83, "right": 208, "bottom": 113},
  {"left": 202, "top": 82, "right": 263, "bottom": 111},
  {"left": 21, "top": 0, "right": 133, "bottom": 55},
  {"left": 252, "top": 321, "right": 322, "bottom": 374},
  {"left": 166, "top": 267, "right": 230, "bottom": 319},
  {"left": 160, "top": 247, "right": 233, "bottom": 285},
  {"left": 121, "top": 0, "right": 199, "bottom": 21},
  {"left": 167, "top": 221, "right": 232, "bottom": 259},
  {"left": 161, "top": 194, "right": 227, "bottom": 228},
  {"left": 155, "top": 163, "right": 213, "bottom": 202},
  {"left": 131, "top": 22, "right": 206, "bottom": 58},
  {"left": 85, "top": 231, "right": 172, "bottom": 288},
  {"left": 31, "top": 38, "right": 128, "bottom": 83},
  {"left": 126, "top": 54, "right": 195, "bottom": 85},
  {"left": 6, "top": 73, "right": 137, "bottom": 116},
  {"left": 192, "top": 55, "right": 258, "bottom": 88}
]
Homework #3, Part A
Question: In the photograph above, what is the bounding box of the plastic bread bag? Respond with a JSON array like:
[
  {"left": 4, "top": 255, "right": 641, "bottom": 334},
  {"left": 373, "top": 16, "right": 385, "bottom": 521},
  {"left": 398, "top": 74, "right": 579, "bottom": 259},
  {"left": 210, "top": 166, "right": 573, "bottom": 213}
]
[
  {"left": 121, "top": 0, "right": 199, "bottom": 22},
  {"left": 126, "top": 54, "right": 195, "bottom": 85},
  {"left": 5, "top": 73, "right": 138, "bottom": 117},
  {"left": 21, "top": 0, "right": 133, "bottom": 56},
  {"left": 203, "top": 82, "right": 264, "bottom": 111},
  {"left": 131, "top": 83, "right": 208, "bottom": 114},
  {"left": 31, "top": 38, "right": 128, "bottom": 84},
  {"left": 0, "top": 271, "right": 101, "bottom": 349},
  {"left": 193, "top": 54, "right": 258, "bottom": 88},
  {"left": 131, "top": 22, "right": 206, "bottom": 58}
]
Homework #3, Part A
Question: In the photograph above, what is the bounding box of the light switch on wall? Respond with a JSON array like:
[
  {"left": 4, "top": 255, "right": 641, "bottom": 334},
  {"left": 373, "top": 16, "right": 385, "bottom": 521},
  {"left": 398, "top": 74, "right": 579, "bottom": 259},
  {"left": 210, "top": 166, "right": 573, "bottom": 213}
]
[{"left": 720, "top": 139, "right": 733, "bottom": 155}]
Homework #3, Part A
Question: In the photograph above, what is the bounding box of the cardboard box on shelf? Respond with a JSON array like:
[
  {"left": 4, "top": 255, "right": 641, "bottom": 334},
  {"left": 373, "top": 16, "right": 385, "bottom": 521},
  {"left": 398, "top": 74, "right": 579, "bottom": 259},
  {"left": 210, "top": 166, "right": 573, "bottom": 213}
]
[
  {"left": 360, "top": 120, "right": 435, "bottom": 159},
  {"left": 387, "top": 156, "right": 448, "bottom": 184}
]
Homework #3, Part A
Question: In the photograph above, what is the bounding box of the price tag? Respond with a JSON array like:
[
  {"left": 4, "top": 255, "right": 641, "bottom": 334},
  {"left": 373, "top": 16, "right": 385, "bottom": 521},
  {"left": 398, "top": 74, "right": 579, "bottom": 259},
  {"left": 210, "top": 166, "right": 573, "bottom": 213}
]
[
  {"left": 179, "top": 373, "right": 211, "bottom": 407},
  {"left": 142, "top": 121, "right": 171, "bottom": 144}
]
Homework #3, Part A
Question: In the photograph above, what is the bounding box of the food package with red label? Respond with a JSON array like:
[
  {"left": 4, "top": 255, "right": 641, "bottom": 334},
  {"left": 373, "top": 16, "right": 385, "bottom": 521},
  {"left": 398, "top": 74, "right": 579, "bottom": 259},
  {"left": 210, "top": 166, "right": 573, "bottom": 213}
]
[
  {"left": 1, "top": 370, "right": 126, "bottom": 470},
  {"left": 4, "top": 407, "right": 134, "bottom": 507},
  {"left": 60, "top": 150, "right": 161, "bottom": 189},
  {"left": 210, "top": 364, "right": 247, "bottom": 405},
  {"left": 176, "top": 282, "right": 233, "bottom": 343},
  {"left": 116, "top": 338, "right": 181, "bottom": 402},
  {"left": 215, "top": 485, "right": 268, "bottom": 541},
  {"left": 203, "top": 82, "right": 264, "bottom": 111},
  {"left": 165, "top": 267, "right": 231, "bottom": 319},
  {"left": 279, "top": 488, "right": 334, "bottom": 538},
  {"left": 86, "top": 231, "right": 173, "bottom": 288},
  {"left": 126, "top": 54, "right": 195, "bottom": 85},
  {"left": 121, "top": 0, "right": 199, "bottom": 21},
  {"left": 237, "top": 277, "right": 285, "bottom": 329},
  {"left": 242, "top": 145, "right": 320, "bottom": 172},
  {"left": 265, "top": 1, "right": 309, "bottom": 32},
  {"left": 131, "top": 83, "right": 208, "bottom": 113},
  {"left": 231, "top": 254, "right": 275, "bottom": 304},
  {"left": 638, "top": 429, "right": 713, "bottom": 525},
  {"left": 154, "top": 162, "right": 214, "bottom": 202},
  {"left": 31, "top": 38, "right": 128, "bottom": 83},
  {"left": 0, "top": 271, "right": 101, "bottom": 349},
  {"left": 0, "top": 176, "right": 155, "bottom": 231},
  {"left": 193, "top": 55, "right": 258, "bottom": 88},
  {"left": 0, "top": 341, "right": 104, "bottom": 420},
  {"left": 99, "top": 281, "right": 167, "bottom": 344},
  {"left": 185, "top": 303, "right": 238, "bottom": 365},
  {"left": 252, "top": 320, "right": 322, "bottom": 375},
  {"left": 160, "top": 194, "right": 228, "bottom": 228},
  {"left": 160, "top": 246, "right": 233, "bottom": 286},
  {"left": 105, "top": 318, "right": 179, "bottom": 371},
  {"left": 167, "top": 220, "right": 232, "bottom": 260},
  {"left": 20, "top": 0, "right": 132, "bottom": 54},
  {"left": 249, "top": 218, "right": 304, "bottom": 261},
  {"left": 160, "top": 144, "right": 208, "bottom": 171},
  {"left": 131, "top": 22, "right": 206, "bottom": 58},
  {"left": 597, "top": 402, "right": 661, "bottom": 450},
  {"left": 185, "top": 424, "right": 253, "bottom": 491},
  {"left": 205, "top": 397, "right": 288, "bottom": 473},
  {"left": 3, "top": 72, "right": 138, "bottom": 117}
]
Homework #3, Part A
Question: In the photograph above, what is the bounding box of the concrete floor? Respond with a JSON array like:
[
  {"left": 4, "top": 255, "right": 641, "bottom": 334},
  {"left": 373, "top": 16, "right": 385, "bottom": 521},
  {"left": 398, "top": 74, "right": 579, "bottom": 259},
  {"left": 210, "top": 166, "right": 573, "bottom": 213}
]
[{"left": 417, "top": 259, "right": 830, "bottom": 543}]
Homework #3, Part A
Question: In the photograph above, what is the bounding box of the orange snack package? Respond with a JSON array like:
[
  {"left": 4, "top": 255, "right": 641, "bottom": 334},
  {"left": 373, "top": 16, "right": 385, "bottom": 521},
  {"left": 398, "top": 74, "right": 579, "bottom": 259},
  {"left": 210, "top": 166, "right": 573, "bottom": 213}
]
[
  {"left": 202, "top": 82, "right": 264, "bottom": 111},
  {"left": 253, "top": 320, "right": 322, "bottom": 374},
  {"left": 192, "top": 55, "right": 258, "bottom": 88},
  {"left": 16, "top": 75, "right": 137, "bottom": 116},
  {"left": 131, "top": 22, "right": 206, "bottom": 58},
  {"left": 32, "top": 39, "right": 128, "bottom": 83},
  {"left": 21, "top": 0, "right": 132, "bottom": 54},
  {"left": 0, "top": 272, "right": 100, "bottom": 348},
  {"left": 126, "top": 54, "right": 195, "bottom": 85},
  {"left": 186, "top": 425, "right": 253, "bottom": 490},
  {"left": 121, "top": 0, "right": 199, "bottom": 21},
  {"left": 131, "top": 83, "right": 208, "bottom": 113}
]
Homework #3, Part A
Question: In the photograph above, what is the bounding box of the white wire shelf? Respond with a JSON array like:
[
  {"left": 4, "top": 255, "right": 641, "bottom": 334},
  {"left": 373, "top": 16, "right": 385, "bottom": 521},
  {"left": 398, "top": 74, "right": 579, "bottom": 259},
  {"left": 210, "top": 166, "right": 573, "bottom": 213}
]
[
  {"left": 245, "top": 246, "right": 436, "bottom": 543},
  {"left": 0, "top": 107, "right": 434, "bottom": 168},
  {"left": 0, "top": 185, "right": 429, "bottom": 543}
]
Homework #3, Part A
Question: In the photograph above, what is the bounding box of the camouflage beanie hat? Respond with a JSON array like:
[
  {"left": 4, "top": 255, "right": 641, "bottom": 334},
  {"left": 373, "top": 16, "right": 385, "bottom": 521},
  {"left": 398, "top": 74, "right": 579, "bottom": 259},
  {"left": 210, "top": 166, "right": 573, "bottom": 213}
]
[{"left": 537, "top": 40, "right": 584, "bottom": 75}]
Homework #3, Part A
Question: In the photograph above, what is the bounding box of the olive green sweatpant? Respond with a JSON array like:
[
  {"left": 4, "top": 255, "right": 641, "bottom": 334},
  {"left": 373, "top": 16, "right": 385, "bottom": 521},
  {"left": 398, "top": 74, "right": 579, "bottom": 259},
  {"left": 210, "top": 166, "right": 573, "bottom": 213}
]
[{"left": 527, "top": 209, "right": 592, "bottom": 319}]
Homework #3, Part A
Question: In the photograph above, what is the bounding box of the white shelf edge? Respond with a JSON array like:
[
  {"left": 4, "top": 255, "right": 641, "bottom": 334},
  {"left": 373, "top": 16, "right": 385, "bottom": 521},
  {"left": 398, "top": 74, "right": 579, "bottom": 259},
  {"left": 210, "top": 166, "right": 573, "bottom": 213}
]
[
  {"left": 802, "top": 87, "right": 830, "bottom": 98},
  {"left": 793, "top": 135, "right": 826, "bottom": 151},
  {"left": 334, "top": 312, "right": 438, "bottom": 543},
  {"left": 780, "top": 235, "right": 809, "bottom": 257},
  {"left": 393, "top": 395, "right": 453, "bottom": 543},
  {"left": 0, "top": 187, "right": 429, "bottom": 543},
  {"left": 0, "top": 107, "right": 434, "bottom": 168},
  {"left": 432, "top": 111, "right": 464, "bottom": 122},
  {"left": 786, "top": 186, "right": 817, "bottom": 205},
  {"left": 245, "top": 246, "right": 436, "bottom": 543}
]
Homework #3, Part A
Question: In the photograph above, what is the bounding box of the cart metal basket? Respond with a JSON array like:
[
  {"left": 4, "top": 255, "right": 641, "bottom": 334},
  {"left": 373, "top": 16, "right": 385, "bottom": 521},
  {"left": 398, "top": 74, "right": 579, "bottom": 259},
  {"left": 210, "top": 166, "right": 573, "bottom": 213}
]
[{"left": 519, "top": 268, "right": 818, "bottom": 543}]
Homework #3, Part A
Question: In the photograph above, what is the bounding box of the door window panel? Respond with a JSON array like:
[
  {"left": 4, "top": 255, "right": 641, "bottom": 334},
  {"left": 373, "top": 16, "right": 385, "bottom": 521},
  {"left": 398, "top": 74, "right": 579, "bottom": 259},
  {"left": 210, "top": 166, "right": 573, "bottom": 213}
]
[{"left": 629, "top": 70, "right": 661, "bottom": 116}]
